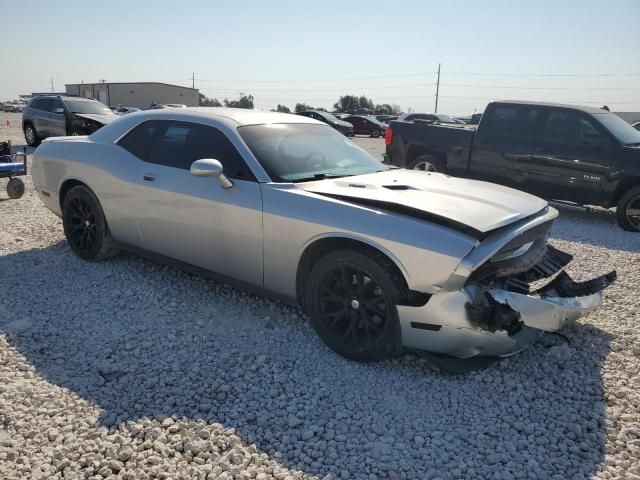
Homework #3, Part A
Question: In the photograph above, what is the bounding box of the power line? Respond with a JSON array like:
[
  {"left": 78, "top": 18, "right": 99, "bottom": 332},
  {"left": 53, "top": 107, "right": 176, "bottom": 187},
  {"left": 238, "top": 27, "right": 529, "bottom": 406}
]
[
  {"left": 197, "top": 83, "right": 437, "bottom": 93},
  {"left": 194, "top": 72, "right": 437, "bottom": 83},
  {"left": 445, "top": 72, "right": 640, "bottom": 77},
  {"left": 441, "top": 84, "right": 640, "bottom": 91}
]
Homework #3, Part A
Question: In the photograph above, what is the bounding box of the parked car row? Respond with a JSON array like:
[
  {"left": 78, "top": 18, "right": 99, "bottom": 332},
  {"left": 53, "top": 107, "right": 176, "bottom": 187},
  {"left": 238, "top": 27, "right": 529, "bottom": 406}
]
[
  {"left": 296, "top": 110, "right": 388, "bottom": 137},
  {"left": 1, "top": 102, "right": 27, "bottom": 112},
  {"left": 31, "top": 107, "right": 616, "bottom": 362}
]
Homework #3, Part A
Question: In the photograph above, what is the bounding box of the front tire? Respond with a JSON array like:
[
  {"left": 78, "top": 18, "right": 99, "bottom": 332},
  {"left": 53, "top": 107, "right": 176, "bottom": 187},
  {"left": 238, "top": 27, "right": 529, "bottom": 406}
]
[
  {"left": 304, "top": 249, "right": 404, "bottom": 362},
  {"left": 62, "top": 185, "right": 120, "bottom": 260},
  {"left": 409, "top": 154, "right": 446, "bottom": 173},
  {"left": 371, "top": 129, "right": 381, "bottom": 138},
  {"left": 616, "top": 185, "right": 640, "bottom": 232},
  {"left": 24, "top": 124, "right": 41, "bottom": 147}
]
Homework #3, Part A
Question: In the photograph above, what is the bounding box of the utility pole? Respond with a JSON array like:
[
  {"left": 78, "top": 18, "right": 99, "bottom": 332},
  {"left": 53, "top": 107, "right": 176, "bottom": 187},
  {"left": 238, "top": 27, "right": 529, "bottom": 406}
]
[
  {"left": 50, "top": 76, "right": 54, "bottom": 92},
  {"left": 434, "top": 63, "right": 441, "bottom": 113},
  {"left": 192, "top": 72, "right": 195, "bottom": 89}
]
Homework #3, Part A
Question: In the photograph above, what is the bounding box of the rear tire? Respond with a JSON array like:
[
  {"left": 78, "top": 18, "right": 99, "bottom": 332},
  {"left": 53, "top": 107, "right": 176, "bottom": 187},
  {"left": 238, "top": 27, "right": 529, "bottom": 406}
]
[
  {"left": 304, "top": 249, "right": 405, "bottom": 362},
  {"left": 409, "top": 155, "right": 446, "bottom": 173},
  {"left": 6, "top": 178, "right": 25, "bottom": 199},
  {"left": 616, "top": 185, "right": 640, "bottom": 232},
  {"left": 24, "top": 124, "right": 40, "bottom": 147},
  {"left": 62, "top": 185, "right": 120, "bottom": 260}
]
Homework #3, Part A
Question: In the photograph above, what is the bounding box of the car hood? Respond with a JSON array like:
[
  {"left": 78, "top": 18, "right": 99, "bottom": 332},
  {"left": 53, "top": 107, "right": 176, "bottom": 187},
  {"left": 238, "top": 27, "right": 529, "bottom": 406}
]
[
  {"left": 73, "top": 113, "right": 118, "bottom": 125},
  {"left": 299, "top": 169, "right": 548, "bottom": 236},
  {"left": 336, "top": 120, "right": 353, "bottom": 128}
]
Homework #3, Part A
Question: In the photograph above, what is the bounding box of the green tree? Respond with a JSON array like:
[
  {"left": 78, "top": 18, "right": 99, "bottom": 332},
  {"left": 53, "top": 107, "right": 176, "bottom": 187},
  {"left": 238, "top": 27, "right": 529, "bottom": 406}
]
[
  {"left": 273, "top": 104, "right": 291, "bottom": 113},
  {"left": 294, "top": 102, "right": 314, "bottom": 113},
  {"left": 224, "top": 93, "right": 254, "bottom": 109},
  {"left": 199, "top": 93, "right": 222, "bottom": 107},
  {"left": 374, "top": 103, "right": 402, "bottom": 115},
  {"left": 333, "top": 95, "right": 375, "bottom": 113}
]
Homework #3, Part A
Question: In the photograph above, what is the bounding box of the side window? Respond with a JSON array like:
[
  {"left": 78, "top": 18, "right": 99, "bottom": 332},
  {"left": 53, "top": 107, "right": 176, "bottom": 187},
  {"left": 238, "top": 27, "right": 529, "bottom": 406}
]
[
  {"left": 29, "top": 99, "right": 42, "bottom": 110},
  {"left": 542, "top": 110, "right": 576, "bottom": 144},
  {"left": 480, "top": 106, "right": 537, "bottom": 142},
  {"left": 38, "top": 99, "right": 52, "bottom": 112},
  {"left": 146, "top": 121, "right": 253, "bottom": 179},
  {"left": 49, "top": 99, "right": 64, "bottom": 113},
  {"left": 118, "top": 120, "right": 164, "bottom": 161},
  {"left": 578, "top": 116, "right": 607, "bottom": 147}
]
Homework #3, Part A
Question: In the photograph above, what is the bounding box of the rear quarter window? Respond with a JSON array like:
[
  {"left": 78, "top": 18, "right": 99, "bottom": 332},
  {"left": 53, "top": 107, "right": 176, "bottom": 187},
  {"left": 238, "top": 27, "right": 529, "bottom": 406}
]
[{"left": 117, "top": 121, "right": 163, "bottom": 161}]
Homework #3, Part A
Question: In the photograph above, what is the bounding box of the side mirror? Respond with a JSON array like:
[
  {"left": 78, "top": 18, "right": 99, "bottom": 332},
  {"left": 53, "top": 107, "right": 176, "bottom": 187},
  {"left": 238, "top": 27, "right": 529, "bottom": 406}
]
[
  {"left": 53, "top": 108, "right": 65, "bottom": 114},
  {"left": 190, "top": 159, "right": 234, "bottom": 189}
]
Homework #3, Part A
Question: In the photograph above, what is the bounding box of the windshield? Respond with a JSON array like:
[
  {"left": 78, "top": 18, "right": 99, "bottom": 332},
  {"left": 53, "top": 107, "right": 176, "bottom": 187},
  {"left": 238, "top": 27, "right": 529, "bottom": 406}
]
[
  {"left": 364, "top": 116, "right": 385, "bottom": 126},
  {"left": 63, "top": 99, "right": 113, "bottom": 115},
  {"left": 238, "top": 124, "right": 388, "bottom": 182},
  {"left": 435, "top": 114, "right": 457, "bottom": 123},
  {"left": 318, "top": 111, "right": 339, "bottom": 122},
  {"left": 594, "top": 113, "right": 640, "bottom": 145}
]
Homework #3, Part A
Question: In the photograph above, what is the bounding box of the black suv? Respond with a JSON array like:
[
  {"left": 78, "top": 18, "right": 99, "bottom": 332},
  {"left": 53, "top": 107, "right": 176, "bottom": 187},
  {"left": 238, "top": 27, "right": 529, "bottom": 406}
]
[{"left": 22, "top": 95, "right": 118, "bottom": 146}]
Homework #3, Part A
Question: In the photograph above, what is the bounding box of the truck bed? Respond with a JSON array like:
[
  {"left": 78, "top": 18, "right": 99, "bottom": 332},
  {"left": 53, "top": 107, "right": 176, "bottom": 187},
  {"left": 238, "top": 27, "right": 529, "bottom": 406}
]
[{"left": 386, "top": 120, "right": 476, "bottom": 175}]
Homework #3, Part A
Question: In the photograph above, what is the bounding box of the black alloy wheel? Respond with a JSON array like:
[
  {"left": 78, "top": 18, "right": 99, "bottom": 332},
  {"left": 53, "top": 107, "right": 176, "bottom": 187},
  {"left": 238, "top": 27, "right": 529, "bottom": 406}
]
[
  {"left": 305, "top": 249, "right": 403, "bottom": 362},
  {"left": 64, "top": 195, "right": 98, "bottom": 254},
  {"left": 62, "top": 186, "right": 120, "bottom": 260}
]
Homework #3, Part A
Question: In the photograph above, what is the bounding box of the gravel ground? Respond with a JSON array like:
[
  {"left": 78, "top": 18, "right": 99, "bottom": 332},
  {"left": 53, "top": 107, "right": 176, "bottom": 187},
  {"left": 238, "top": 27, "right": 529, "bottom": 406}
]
[{"left": 0, "top": 112, "right": 639, "bottom": 479}]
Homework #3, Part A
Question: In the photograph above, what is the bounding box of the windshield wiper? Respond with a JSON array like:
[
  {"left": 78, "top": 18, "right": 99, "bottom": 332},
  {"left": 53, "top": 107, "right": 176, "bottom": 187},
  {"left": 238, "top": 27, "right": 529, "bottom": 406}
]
[{"left": 291, "top": 173, "right": 353, "bottom": 182}]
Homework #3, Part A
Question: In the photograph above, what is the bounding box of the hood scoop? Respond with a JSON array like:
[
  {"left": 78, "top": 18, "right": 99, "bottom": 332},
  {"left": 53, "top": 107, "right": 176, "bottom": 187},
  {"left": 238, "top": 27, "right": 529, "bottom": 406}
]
[
  {"left": 299, "top": 169, "right": 548, "bottom": 235},
  {"left": 383, "top": 184, "right": 417, "bottom": 191}
]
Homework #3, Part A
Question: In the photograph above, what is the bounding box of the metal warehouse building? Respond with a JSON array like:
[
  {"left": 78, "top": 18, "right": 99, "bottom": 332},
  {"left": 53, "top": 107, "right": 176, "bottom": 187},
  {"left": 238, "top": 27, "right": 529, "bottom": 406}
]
[{"left": 64, "top": 82, "right": 199, "bottom": 109}]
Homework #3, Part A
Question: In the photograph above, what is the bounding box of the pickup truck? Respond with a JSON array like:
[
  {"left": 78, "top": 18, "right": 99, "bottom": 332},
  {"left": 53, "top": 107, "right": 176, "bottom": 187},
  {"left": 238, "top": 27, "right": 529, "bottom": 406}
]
[{"left": 384, "top": 100, "right": 640, "bottom": 231}]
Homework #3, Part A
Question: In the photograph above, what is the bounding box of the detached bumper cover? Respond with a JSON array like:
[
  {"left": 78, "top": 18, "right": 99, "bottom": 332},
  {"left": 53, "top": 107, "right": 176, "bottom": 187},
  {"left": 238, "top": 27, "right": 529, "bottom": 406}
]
[
  {"left": 487, "top": 270, "right": 617, "bottom": 332},
  {"left": 397, "top": 244, "right": 616, "bottom": 358}
]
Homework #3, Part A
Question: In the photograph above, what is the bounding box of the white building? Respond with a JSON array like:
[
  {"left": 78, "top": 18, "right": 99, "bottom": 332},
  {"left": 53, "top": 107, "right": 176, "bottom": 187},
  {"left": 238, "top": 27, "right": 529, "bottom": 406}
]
[{"left": 65, "top": 82, "right": 199, "bottom": 108}]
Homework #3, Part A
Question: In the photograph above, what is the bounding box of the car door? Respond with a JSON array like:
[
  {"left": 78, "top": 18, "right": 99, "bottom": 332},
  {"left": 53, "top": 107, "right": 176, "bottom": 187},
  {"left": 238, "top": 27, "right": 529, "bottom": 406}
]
[
  {"left": 527, "top": 108, "right": 613, "bottom": 203},
  {"left": 470, "top": 104, "right": 538, "bottom": 188},
  {"left": 132, "top": 120, "right": 263, "bottom": 287},
  {"left": 348, "top": 117, "right": 363, "bottom": 134},
  {"left": 47, "top": 98, "right": 68, "bottom": 136},
  {"left": 32, "top": 98, "right": 52, "bottom": 137}
]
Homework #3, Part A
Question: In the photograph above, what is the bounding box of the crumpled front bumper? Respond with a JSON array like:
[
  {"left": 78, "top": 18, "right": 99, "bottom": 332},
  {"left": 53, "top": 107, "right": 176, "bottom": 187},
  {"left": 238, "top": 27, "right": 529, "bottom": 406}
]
[{"left": 397, "top": 246, "right": 616, "bottom": 358}]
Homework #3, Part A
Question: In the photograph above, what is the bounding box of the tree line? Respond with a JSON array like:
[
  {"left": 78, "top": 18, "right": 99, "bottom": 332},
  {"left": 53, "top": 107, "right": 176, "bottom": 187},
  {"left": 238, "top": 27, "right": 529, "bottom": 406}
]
[{"left": 199, "top": 93, "right": 401, "bottom": 115}]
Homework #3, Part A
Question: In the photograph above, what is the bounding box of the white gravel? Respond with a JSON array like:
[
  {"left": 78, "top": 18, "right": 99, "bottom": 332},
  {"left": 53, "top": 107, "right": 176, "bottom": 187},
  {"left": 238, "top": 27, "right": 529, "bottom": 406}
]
[{"left": 1, "top": 113, "right": 639, "bottom": 479}]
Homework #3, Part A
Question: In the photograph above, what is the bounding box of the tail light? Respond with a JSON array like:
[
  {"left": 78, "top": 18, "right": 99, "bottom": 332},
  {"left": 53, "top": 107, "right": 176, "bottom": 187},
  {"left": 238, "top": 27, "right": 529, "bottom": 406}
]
[{"left": 384, "top": 127, "right": 393, "bottom": 146}]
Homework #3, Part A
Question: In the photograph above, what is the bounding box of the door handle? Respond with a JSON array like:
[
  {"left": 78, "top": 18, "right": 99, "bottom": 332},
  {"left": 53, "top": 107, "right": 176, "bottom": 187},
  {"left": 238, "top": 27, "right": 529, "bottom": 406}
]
[{"left": 143, "top": 174, "right": 156, "bottom": 182}]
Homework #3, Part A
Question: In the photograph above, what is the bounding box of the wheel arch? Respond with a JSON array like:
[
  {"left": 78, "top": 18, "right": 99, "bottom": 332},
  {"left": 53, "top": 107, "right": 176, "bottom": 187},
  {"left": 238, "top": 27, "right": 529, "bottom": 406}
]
[
  {"left": 295, "top": 233, "right": 411, "bottom": 308},
  {"left": 59, "top": 178, "right": 91, "bottom": 211},
  {"left": 406, "top": 145, "right": 446, "bottom": 166},
  {"left": 611, "top": 176, "right": 640, "bottom": 207}
]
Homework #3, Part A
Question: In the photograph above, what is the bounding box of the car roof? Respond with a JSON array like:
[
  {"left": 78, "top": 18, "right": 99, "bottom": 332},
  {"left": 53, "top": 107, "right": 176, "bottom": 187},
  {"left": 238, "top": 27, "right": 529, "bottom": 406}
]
[
  {"left": 161, "top": 107, "right": 323, "bottom": 126},
  {"left": 492, "top": 100, "right": 609, "bottom": 115}
]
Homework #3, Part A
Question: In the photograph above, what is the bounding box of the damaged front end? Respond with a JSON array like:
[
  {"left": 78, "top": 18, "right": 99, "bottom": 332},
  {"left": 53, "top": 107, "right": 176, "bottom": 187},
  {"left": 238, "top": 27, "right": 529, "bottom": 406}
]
[
  {"left": 397, "top": 210, "right": 616, "bottom": 359},
  {"left": 467, "top": 245, "right": 616, "bottom": 336}
]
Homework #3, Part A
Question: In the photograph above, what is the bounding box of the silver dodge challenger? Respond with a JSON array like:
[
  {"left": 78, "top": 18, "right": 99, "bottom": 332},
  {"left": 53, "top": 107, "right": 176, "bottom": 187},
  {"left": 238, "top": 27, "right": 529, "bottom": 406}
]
[{"left": 32, "top": 108, "right": 615, "bottom": 362}]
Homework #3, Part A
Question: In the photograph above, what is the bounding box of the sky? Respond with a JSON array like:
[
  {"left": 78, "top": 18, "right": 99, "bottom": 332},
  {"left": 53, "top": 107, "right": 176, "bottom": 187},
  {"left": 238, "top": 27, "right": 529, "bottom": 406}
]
[{"left": 2, "top": 0, "right": 640, "bottom": 115}]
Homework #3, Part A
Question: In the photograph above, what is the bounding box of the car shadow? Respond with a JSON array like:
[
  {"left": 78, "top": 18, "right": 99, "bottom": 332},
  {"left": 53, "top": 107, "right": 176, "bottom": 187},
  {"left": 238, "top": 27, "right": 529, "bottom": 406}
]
[
  {"left": 551, "top": 205, "right": 640, "bottom": 253},
  {"left": 0, "top": 242, "right": 612, "bottom": 478}
]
